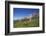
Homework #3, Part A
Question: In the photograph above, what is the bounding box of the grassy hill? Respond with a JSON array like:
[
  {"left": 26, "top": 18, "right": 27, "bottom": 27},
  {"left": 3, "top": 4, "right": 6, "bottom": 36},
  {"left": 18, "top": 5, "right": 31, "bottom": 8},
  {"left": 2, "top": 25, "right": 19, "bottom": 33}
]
[{"left": 13, "top": 14, "right": 39, "bottom": 28}]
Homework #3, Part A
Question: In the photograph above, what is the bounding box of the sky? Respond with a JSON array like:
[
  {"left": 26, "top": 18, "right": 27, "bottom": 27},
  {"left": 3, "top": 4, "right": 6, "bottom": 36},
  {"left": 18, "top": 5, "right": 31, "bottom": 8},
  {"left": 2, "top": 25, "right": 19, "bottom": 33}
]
[{"left": 13, "top": 8, "right": 39, "bottom": 20}]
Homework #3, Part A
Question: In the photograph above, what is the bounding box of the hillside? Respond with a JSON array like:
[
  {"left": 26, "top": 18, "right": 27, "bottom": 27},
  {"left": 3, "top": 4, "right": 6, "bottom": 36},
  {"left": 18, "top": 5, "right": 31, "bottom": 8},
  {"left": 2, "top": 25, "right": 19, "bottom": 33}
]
[{"left": 13, "top": 12, "right": 39, "bottom": 28}]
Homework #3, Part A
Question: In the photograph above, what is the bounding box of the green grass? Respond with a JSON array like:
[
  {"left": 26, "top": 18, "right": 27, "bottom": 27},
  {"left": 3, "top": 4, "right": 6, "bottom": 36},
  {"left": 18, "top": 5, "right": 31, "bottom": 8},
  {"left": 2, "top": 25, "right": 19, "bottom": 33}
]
[{"left": 13, "top": 18, "right": 39, "bottom": 28}]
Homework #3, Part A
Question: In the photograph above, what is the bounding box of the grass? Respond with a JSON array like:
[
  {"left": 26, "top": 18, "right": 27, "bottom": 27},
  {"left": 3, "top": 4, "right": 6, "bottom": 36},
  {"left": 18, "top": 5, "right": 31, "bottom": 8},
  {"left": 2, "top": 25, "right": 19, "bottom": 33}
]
[{"left": 13, "top": 16, "right": 39, "bottom": 28}]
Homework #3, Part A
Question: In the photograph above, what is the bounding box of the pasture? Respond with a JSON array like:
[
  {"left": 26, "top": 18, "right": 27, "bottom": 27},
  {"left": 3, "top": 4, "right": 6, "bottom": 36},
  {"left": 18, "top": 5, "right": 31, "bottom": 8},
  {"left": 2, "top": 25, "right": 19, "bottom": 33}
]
[{"left": 13, "top": 16, "right": 39, "bottom": 28}]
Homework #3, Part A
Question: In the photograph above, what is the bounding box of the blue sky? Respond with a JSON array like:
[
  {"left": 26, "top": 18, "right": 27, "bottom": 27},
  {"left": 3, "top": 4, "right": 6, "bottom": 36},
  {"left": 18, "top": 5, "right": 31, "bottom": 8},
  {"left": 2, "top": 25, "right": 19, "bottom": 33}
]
[{"left": 13, "top": 8, "right": 39, "bottom": 20}]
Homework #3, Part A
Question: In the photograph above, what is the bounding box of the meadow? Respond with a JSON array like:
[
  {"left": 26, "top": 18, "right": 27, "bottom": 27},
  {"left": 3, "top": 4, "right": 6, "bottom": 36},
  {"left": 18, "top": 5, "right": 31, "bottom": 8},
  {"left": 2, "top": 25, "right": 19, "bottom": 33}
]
[{"left": 13, "top": 15, "right": 39, "bottom": 28}]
